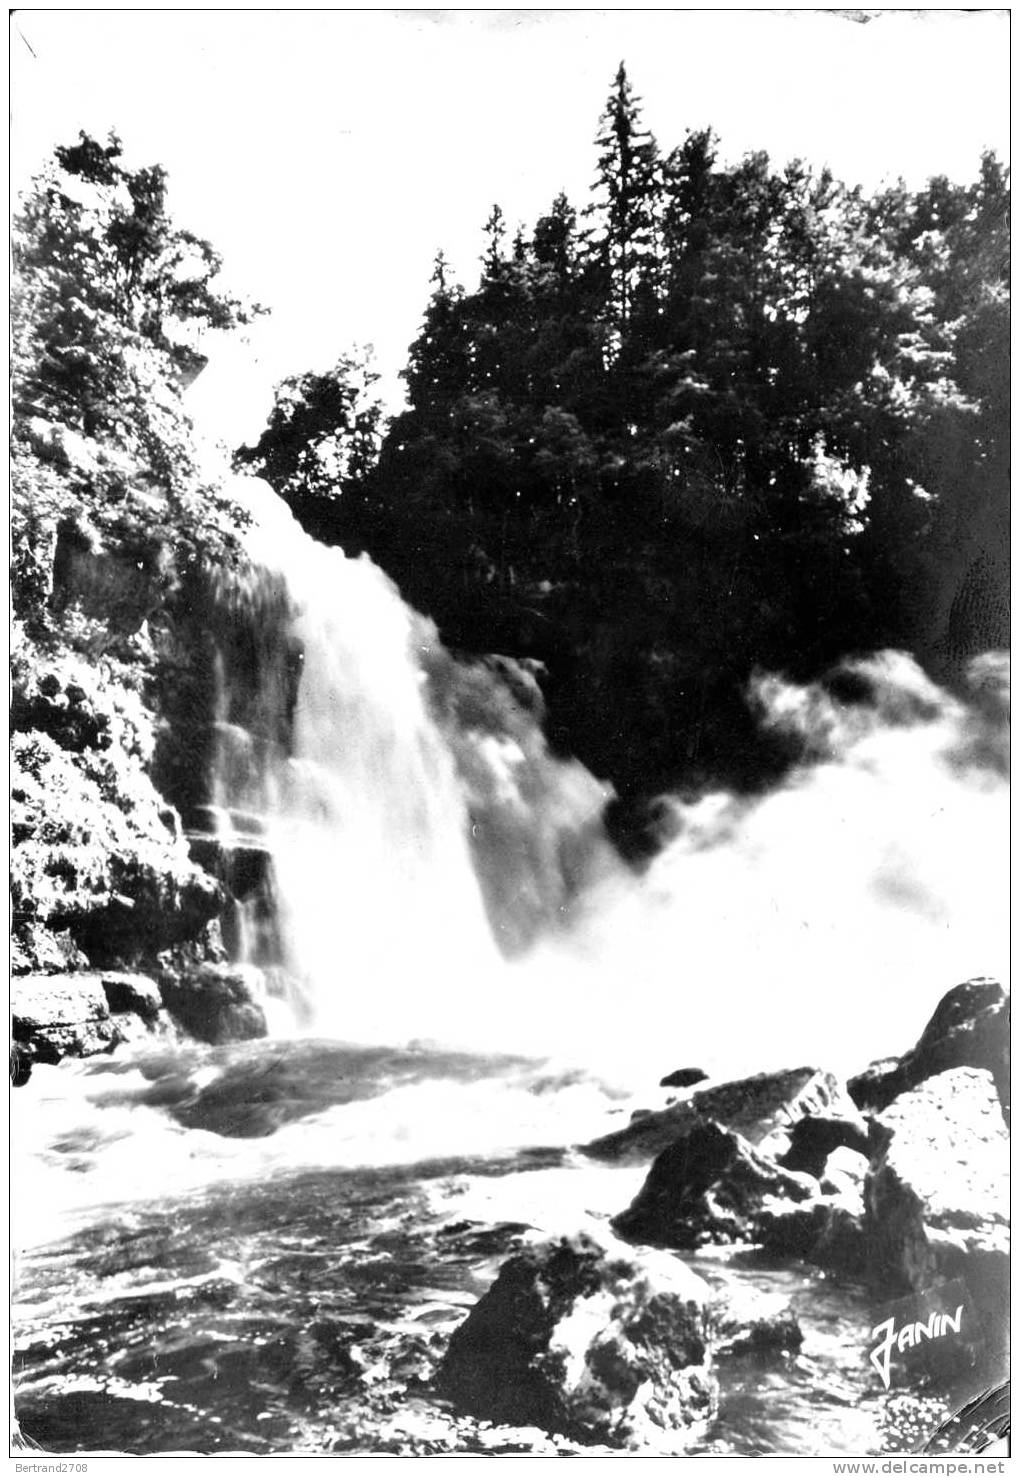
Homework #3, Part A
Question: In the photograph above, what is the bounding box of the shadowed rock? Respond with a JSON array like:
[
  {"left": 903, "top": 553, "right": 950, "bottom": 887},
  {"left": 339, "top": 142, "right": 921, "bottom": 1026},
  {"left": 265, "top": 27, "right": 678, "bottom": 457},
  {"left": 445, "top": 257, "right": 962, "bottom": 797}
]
[
  {"left": 159, "top": 964, "right": 267, "bottom": 1045},
  {"left": 864, "top": 1068, "right": 1009, "bottom": 1306},
  {"left": 100, "top": 971, "right": 163, "bottom": 1020},
  {"left": 756, "top": 1190, "right": 869, "bottom": 1276},
  {"left": 849, "top": 979, "right": 1009, "bottom": 1121},
  {"left": 584, "top": 1066, "right": 854, "bottom": 1164},
  {"left": 779, "top": 1111, "right": 870, "bottom": 1178},
  {"left": 611, "top": 1120, "right": 816, "bottom": 1250},
  {"left": 659, "top": 1067, "right": 709, "bottom": 1090},
  {"left": 437, "top": 1230, "right": 717, "bottom": 1450}
]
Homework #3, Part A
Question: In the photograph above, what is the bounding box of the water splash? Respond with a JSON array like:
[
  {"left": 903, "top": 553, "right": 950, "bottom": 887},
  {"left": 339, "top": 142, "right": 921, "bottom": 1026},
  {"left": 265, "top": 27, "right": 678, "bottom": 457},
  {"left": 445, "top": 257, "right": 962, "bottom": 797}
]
[{"left": 212, "top": 476, "right": 1008, "bottom": 1081}]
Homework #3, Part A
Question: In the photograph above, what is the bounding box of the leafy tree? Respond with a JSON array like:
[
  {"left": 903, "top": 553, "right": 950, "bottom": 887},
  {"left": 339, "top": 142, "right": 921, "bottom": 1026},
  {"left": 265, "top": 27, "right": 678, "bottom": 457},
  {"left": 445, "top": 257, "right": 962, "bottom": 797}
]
[
  {"left": 11, "top": 131, "right": 259, "bottom": 637},
  {"left": 234, "top": 350, "right": 382, "bottom": 543}
]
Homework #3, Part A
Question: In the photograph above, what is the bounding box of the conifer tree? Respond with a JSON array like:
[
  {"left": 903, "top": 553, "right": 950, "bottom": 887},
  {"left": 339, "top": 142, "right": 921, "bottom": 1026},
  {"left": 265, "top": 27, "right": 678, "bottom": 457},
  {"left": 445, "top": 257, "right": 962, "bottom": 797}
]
[{"left": 588, "top": 63, "right": 661, "bottom": 335}]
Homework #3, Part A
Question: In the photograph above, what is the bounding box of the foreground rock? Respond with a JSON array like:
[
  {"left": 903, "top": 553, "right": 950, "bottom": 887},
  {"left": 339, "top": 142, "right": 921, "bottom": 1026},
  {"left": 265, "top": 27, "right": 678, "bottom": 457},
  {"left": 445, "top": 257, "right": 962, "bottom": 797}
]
[
  {"left": 159, "top": 964, "right": 268, "bottom": 1044},
  {"left": 612, "top": 1121, "right": 816, "bottom": 1250},
  {"left": 11, "top": 973, "right": 121, "bottom": 1065},
  {"left": 437, "top": 1231, "right": 716, "bottom": 1451},
  {"left": 849, "top": 979, "right": 1009, "bottom": 1120},
  {"left": 98, "top": 971, "right": 164, "bottom": 1019},
  {"left": 11, "top": 970, "right": 177, "bottom": 1071},
  {"left": 708, "top": 1283, "right": 803, "bottom": 1356},
  {"left": 865, "top": 1068, "right": 1009, "bottom": 1324},
  {"left": 10, "top": 962, "right": 265, "bottom": 1071},
  {"left": 755, "top": 1187, "right": 870, "bottom": 1276},
  {"left": 584, "top": 1066, "right": 858, "bottom": 1163}
]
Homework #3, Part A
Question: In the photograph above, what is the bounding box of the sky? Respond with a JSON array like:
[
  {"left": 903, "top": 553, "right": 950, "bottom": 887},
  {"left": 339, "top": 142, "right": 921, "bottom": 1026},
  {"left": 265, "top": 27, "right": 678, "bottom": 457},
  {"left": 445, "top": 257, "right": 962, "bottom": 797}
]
[{"left": 10, "top": 8, "right": 1011, "bottom": 449}]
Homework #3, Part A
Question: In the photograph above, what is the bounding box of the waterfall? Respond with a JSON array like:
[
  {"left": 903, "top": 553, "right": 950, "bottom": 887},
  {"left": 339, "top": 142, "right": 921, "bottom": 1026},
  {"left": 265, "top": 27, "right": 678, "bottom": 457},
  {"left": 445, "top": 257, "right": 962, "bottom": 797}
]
[
  {"left": 207, "top": 475, "right": 1008, "bottom": 1077},
  {"left": 204, "top": 479, "right": 498, "bottom": 1043}
]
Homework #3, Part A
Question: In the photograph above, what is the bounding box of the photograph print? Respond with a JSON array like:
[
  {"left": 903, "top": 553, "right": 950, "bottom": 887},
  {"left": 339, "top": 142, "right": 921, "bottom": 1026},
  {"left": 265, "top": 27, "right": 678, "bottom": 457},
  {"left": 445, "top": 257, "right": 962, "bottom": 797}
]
[{"left": 10, "top": 8, "right": 1010, "bottom": 1460}]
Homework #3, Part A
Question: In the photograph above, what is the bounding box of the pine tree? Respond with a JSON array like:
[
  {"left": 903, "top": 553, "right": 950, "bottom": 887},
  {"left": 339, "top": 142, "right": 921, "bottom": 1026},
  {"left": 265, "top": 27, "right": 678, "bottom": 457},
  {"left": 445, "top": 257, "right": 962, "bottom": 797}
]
[
  {"left": 588, "top": 63, "right": 661, "bottom": 335},
  {"left": 481, "top": 203, "right": 507, "bottom": 280}
]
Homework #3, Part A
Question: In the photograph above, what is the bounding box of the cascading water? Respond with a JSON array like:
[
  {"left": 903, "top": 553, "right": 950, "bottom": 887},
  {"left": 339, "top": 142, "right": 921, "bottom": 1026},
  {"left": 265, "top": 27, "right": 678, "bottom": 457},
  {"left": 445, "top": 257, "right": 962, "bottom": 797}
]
[
  {"left": 206, "top": 475, "right": 617, "bottom": 1049},
  {"left": 207, "top": 475, "right": 1008, "bottom": 1079}
]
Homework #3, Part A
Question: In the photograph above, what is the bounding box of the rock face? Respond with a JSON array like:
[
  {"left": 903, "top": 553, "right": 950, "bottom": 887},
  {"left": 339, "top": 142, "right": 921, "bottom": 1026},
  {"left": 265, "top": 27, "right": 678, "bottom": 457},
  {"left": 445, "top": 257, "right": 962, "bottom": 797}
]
[
  {"left": 864, "top": 1068, "right": 1009, "bottom": 1317},
  {"left": 10, "top": 656, "right": 222, "bottom": 974},
  {"left": 11, "top": 971, "right": 176, "bottom": 1069},
  {"left": 849, "top": 979, "right": 1009, "bottom": 1120},
  {"left": 437, "top": 1231, "right": 717, "bottom": 1450},
  {"left": 612, "top": 1121, "right": 816, "bottom": 1250},
  {"left": 11, "top": 973, "right": 121, "bottom": 1064},
  {"left": 584, "top": 1066, "right": 855, "bottom": 1164},
  {"left": 160, "top": 964, "right": 268, "bottom": 1045}
]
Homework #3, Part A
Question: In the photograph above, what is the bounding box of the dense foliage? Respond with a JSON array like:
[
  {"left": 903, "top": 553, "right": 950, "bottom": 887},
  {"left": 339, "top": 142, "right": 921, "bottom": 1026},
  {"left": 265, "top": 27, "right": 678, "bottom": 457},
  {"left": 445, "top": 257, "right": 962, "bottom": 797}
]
[
  {"left": 238, "top": 66, "right": 1009, "bottom": 801},
  {"left": 10, "top": 133, "right": 260, "bottom": 970},
  {"left": 12, "top": 130, "right": 264, "bottom": 637}
]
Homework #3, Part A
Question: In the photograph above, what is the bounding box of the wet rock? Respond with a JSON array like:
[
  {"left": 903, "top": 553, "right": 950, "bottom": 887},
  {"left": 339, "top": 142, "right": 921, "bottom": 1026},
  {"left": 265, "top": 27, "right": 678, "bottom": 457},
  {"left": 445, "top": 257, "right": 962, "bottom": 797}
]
[
  {"left": 659, "top": 1067, "right": 709, "bottom": 1090},
  {"left": 709, "top": 1283, "right": 803, "bottom": 1356},
  {"left": 757, "top": 1189, "right": 869, "bottom": 1277},
  {"left": 611, "top": 1120, "right": 816, "bottom": 1250},
  {"left": 10, "top": 1043, "right": 33, "bottom": 1087},
  {"left": 11, "top": 973, "right": 122, "bottom": 1065},
  {"left": 437, "top": 1230, "right": 717, "bottom": 1450},
  {"left": 159, "top": 963, "right": 268, "bottom": 1044},
  {"left": 584, "top": 1066, "right": 853, "bottom": 1164},
  {"left": 864, "top": 1067, "right": 1009, "bottom": 1317},
  {"left": 111, "top": 1009, "right": 180, "bottom": 1049},
  {"left": 100, "top": 971, "right": 163, "bottom": 1019},
  {"left": 849, "top": 979, "right": 1009, "bottom": 1120},
  {"left": 779, "top": 1111, "right": 870, "bottom": 1178}
]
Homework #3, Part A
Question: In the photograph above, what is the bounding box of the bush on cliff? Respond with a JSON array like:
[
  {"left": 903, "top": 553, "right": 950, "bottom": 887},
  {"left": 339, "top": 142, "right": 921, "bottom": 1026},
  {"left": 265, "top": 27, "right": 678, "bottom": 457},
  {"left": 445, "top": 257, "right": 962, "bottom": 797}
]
[{"left": 11, "top": 132, "right": 262, "bottom": 972}]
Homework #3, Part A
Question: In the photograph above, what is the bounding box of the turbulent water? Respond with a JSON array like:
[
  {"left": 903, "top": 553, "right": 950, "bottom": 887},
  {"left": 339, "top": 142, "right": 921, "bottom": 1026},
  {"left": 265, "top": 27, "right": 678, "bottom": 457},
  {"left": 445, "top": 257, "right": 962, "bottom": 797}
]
[{"left": 12, "top": 475, "right": 1009, "bottom": 1457}]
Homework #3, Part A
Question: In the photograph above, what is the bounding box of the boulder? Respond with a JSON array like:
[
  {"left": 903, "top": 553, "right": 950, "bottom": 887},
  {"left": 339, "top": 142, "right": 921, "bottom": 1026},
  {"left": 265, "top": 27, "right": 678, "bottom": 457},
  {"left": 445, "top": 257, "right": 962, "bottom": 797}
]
[
  {"left": 708, "top": 1283, "right": 803, "bottom": 1356},
  {"left": 11, "top": 973, "right": 122, "bottom": 1064},
  {"left": 779, "top": 1111, "right": 870, "bottom": 1178},
  {"left": 436, "top": 1230, "right": 717, "bottom": 1451},
  {"left": 864, "top": 1067, "right": 1009, "bottom": 1321},
  {"left": 756, "top": 1189, "right": 869, "bottom": 1277},
  {"left": 611, "top": 1120, "right": 816, "bottom": 1250},
  {"left": 585, "top": 1066, "right": 854, "bottom": 1164},
  {"left": 100, "top": 971, "right": 163, "bottom": 1020},
  {"left": 659, "top": 1067, "right": 709, "bottom": 1090},
  {"left": 849, "top": 979, "right": 1009, "bottom": 1120},
  {"left": 159, "top": 964, "right": 268, "bottom": 1044}
]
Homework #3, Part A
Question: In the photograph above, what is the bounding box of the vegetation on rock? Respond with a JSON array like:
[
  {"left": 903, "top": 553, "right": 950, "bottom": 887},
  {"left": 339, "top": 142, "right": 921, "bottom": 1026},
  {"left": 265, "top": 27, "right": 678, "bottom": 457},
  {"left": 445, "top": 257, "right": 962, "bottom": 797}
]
[{"left": 11, "top": 131, "right": 262, "bottom": 974}]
